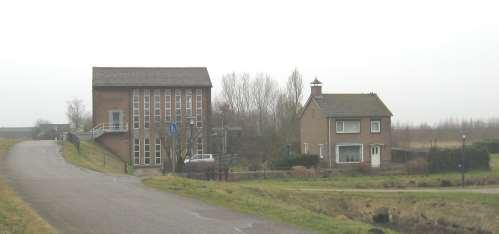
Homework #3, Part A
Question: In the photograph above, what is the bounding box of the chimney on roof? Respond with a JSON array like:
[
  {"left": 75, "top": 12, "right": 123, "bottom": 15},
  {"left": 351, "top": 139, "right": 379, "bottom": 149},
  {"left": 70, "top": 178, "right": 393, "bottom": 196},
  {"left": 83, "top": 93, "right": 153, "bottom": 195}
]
[{"left": 310, "top": 77, "right": 322, "bottom": 97}]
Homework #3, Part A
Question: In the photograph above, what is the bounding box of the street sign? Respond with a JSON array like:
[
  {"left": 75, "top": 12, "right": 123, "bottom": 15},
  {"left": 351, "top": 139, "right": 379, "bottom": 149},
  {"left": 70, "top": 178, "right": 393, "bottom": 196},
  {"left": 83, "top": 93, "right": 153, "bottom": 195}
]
[{"left": 169, "top": 122, "right": 177, "bottom": 136}]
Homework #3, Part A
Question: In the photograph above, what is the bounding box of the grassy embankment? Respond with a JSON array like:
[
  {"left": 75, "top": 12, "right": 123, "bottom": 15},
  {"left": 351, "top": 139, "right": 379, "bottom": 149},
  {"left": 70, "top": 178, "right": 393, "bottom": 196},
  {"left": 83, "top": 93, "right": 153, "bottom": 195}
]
[
  {"left": 0, "top": 140, "right": 54, "bottom": 234},
  {"left": 144, "top": 154, "right": 499, "bottom": 233},
  {"left": 145, "top": 175, "right": 396, "bottom": 234},
  {"left": 63, "top": 140, "right": 125, "bottom": 174}
]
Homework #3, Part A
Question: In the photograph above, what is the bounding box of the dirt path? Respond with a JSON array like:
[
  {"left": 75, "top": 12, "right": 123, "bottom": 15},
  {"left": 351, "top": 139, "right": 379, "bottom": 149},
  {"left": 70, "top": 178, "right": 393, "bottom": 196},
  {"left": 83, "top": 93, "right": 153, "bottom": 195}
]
[
  {"left": 0, "top": 141, "right": 310, "bottom": 234},
  {"left": 288, "top": 187, "right": 499, "bottom": 194}
]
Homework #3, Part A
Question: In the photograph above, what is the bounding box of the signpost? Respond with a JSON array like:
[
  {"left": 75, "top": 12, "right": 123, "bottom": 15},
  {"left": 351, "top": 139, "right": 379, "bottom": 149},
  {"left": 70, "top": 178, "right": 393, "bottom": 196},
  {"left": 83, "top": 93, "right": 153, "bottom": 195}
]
[
  {"left": 169, "top": 122, "right": 177, "bottom": 172},
  {"left": 169, "top": 122, "right": 177, "bottom": 136}
]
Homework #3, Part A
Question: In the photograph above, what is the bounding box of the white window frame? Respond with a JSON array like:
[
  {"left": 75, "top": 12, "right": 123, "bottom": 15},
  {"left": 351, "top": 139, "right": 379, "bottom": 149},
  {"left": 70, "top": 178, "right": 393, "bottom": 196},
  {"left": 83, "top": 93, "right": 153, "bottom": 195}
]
[
  {"left": 133, "top": 138, "right": 140, "bottom": 165},
  {"left": 165, "top": 89, "right": 172, "bottom": 122},
  {"left": 196, "top": 137, "right": 203, "bottom": 154},
  {"left": 155, "top": 138, "right": 161, "bottom": 165},
  {"left": 175, "top": 89, "right": 182, "bottom": 124},
  {"left": 144, "top": 138, "right": 151, "bottom": 165},
  {"left": 371, "top": 120, "right": 381, "bottom": 133},
  {"left": 336, "top": 120, "right": 361, "bottom": 134},
  {"left": 336, "top": 143, "right": 363, "bottom": 164},
  {"left": 319, "top": 144, "right": 324, "bottom": 159},
  {"left": 196, "top": 89, "right": 203, "bottom": 128},
  {"left": 186, "top": 89, "right": 193, "bottom": 117},
  {"left": 153, "top": 90, "right": 161, "bottom": 124},
  {"left": 304, "top": 143, "right": 309, "bottom": 154},
  {"left": 132, "top": 89, "right": 140, "bottom": 129},
  {"left": 144, "top": 89, "right": 150, "bottom": 129}
]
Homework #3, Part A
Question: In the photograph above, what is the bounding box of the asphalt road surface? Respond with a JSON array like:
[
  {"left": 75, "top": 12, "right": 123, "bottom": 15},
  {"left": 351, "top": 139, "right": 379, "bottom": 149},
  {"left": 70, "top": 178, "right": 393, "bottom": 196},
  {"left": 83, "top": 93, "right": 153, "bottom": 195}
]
[{"left": 0, "top": 141, "right": 310, "bottom": 234}]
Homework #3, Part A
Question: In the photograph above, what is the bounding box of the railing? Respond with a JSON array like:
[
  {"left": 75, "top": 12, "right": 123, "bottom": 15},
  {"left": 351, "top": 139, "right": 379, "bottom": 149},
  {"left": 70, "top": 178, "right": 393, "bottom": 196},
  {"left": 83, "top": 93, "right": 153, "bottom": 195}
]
[{"left": 91, "top": 122, "right": 128, "bottom": 139}]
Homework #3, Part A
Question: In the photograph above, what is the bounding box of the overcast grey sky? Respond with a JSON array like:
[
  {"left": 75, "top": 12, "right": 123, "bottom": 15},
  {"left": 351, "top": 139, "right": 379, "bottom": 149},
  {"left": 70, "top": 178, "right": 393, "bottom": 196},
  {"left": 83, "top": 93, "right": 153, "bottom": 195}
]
[{"left": 1, "top": 0, "right": 498, "bottom": 127}]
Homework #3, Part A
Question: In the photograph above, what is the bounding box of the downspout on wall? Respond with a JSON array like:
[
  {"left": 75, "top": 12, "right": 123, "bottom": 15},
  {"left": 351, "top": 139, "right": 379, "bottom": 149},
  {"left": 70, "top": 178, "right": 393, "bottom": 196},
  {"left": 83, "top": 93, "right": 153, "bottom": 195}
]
[{"left": 328, "top": 117, "right": 332, "bottom": 168}]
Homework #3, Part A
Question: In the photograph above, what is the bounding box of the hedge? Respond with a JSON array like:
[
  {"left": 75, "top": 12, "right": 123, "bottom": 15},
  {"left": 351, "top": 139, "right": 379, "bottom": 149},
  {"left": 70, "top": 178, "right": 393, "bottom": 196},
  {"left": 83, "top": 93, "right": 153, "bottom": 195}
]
[
  {"left": 473, "top": 139, "right": 499, "bottom": 154},
  {"left": 427, "top": 146, "right": 490, "bottom": 173},
  {"left": 271, "top": 154, "right": 320, "bottom": 170}
]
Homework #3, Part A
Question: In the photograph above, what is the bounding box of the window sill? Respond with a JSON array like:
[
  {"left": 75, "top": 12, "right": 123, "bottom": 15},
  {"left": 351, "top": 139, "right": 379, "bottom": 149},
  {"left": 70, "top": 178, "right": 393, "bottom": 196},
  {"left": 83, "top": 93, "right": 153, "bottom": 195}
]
[{"left": 336, "top": 161, "right": 362, "bottom": 164}]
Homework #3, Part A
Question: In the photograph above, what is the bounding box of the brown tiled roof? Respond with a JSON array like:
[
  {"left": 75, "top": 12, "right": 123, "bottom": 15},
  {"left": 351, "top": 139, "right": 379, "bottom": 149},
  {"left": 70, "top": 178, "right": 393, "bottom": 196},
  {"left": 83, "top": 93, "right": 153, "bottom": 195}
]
[
  {"left": 314, "top": 93, "right": 392, "bottom": 117},
  {"left": 92, "top": 67, "right": 212, "bottom": 87}
]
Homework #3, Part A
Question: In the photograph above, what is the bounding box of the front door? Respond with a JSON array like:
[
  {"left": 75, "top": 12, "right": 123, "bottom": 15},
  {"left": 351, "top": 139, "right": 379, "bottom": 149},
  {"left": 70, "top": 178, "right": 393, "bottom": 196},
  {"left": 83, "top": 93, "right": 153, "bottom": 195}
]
[
  {"left": 371, "top": 145, "right": 381, "bottom": 168},
  {"left": 111, "top": 111, "right": 121, "bottom": 129}
]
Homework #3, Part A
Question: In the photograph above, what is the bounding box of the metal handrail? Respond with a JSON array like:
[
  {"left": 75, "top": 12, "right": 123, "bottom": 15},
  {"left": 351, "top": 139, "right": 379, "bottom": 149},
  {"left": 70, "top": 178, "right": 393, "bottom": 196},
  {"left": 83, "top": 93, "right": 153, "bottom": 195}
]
[{"left": 91, "top": 122, "right": 128, "bottom": 139}]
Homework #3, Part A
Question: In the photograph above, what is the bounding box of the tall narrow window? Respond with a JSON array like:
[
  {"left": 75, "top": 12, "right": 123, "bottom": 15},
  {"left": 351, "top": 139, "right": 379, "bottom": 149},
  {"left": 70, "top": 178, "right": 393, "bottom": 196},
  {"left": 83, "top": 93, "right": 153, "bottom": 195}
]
[
  {"left": 304, "top": 143, "right": 309, "bottom": 154},
  {"left": 175, "top": 89, "right": 182, "bottom": 124},
  {"left": 165, "top": 89, "right": 172, "bottom": 122},
  {"left": 154, "top": 90, "right": 161, "bottom": 125},
  {"left": 144, "top": 138, "right": 150, "bottom": 165},
  {"left": 186, "top": 89, "right": 193, "bottom": 117},
  {"left": 155, "top": 138, "right": 161, "bottom": 165},
  {"left": 132, "top": 89, "right": 140, "bottom": 129},
  {"left": 144, "top": 89, "right": 150, "bottom": 129},
  {"left": 196, "top": 137, "right": 203, "bottom": 154},
  {"left": 196, "top": 89, "right": 202, "bottom": 128},
  {"left": 133, "top": 138, "right": 140, "bottom": 165}
]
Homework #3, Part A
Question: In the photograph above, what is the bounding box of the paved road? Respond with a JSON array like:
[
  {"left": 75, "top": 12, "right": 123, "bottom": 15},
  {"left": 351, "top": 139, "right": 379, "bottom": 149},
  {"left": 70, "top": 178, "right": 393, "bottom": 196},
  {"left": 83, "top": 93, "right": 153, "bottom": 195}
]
[{"left": 0, "top": 141, "right": 310, "bottom": 234}]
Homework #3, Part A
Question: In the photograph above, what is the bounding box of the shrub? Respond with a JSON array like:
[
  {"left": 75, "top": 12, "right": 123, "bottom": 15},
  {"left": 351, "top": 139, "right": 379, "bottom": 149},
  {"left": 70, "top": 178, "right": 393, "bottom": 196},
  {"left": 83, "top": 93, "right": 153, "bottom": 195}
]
[
  {"left": 473, "top": 139, "right": 499, "bottom": 154},
  {"left": 405, "top": 158, "right": 429, "bottom": 174},
  {"left": 248, "top": 163, "right": 262, "bottom": 171},
  {"left": 427, "top": 145, "right": 490, "bottom": 173},
  {"left": 358, "top": 161, "right": 371, "bottom": 174},
  {"left": 271, "top": 154, "right": 320, "bottom": 170}
]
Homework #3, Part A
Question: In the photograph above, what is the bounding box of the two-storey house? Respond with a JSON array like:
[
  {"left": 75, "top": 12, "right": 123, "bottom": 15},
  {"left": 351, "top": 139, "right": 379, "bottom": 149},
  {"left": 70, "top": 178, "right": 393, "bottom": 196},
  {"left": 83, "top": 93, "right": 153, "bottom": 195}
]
[
  {"left": 300, "top": 78, "right": 393, "bottom": 168},
  {"left": 92, "top": 67, "right": 212, "bottom": 168}
]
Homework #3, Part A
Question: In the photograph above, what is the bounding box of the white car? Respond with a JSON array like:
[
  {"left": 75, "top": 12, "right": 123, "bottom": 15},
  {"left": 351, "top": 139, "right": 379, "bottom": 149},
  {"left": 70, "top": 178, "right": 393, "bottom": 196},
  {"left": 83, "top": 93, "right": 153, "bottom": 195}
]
[{"left": 184, "top": 154, "right": 215, "bottom": 164}]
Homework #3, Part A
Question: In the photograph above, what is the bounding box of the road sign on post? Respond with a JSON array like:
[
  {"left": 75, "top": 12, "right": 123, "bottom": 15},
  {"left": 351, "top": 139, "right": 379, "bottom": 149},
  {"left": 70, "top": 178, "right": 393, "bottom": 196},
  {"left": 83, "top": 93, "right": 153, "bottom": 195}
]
[{"left": 169, "top": 122, "right": 177, "bottom": 136}]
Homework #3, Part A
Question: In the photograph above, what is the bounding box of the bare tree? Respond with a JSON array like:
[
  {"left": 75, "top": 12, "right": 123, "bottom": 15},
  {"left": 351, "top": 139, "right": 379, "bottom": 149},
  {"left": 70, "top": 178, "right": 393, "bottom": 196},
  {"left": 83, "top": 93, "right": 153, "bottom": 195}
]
[
  {"left": 286, "top": 68, "right": 304, "bottom": 115},
  {"left": 66, "top": 98, "right": 86, "bottom": 130}
]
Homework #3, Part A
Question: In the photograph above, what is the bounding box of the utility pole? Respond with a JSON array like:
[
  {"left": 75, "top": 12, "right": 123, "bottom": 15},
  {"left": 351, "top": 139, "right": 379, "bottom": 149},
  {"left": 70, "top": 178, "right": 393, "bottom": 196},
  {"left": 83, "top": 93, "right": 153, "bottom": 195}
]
[{"left": 186, "top": 116, "right": 196, "bottom": 178}]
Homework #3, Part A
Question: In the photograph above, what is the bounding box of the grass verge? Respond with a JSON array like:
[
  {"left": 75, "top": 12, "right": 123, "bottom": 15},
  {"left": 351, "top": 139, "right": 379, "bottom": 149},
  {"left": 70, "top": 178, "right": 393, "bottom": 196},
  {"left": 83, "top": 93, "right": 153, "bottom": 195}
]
[
  {"left": 145, "top": 175, "right": 499, "bottom": 233},
  {"left": 0, "top": 139, "right": 55, "bottom": 234},
  {"left": 63, "top": 140, "right": 125, "bottom": 174},
  {"left": 145, "top": 175, "right": 396, "bottom": 234}
]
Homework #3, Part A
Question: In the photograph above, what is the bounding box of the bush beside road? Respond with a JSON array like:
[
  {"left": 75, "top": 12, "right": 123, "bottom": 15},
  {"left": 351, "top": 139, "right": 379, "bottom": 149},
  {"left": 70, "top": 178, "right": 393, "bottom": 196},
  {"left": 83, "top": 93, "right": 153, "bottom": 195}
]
[{"left": 0, "top": 139, "right": 54, "bottom": 234}]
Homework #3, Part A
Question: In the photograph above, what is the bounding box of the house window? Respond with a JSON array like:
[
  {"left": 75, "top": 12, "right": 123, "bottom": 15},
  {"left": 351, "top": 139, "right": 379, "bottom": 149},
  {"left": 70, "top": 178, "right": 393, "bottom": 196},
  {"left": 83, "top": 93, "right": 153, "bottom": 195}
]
[
  {"left": 132, "top": 89, "right": 140, "bottom": 129},
  {"left": 319, "top": 144, "right": 324, "bottom": 159},
  {"left": 196, "top": 137, "right": 203, "bottom": 154},
  {"left": 144, "top": 89, "right": 150, "bottom": 129},
  {"left": 304, "top": 143, "right": 309, "bottom": 154},
  {"left": 186, "top": 89, "right": 193, "bottom": 117},
  {"left": 165, "top": 89, "right": 171, "bottom": 122},
  {"left": 144, "top": 138, "right": 151, "bottom": 165},
  {"left": 336, "top": 120, "right": 360, "bottom": 133},
  {"left": 133, "top": 138, "right": 140, "bottom": 165},
  {"left": 371, "top": 120, "right": 381, "bottom": 133},
  {"left": 155, "top": 138, "right": 161, "bottom": 165},
  {"left": 336, "top": 144, "right": 363, "bottom": 163},
  {"left": 154, "top": 90, "right": 161, "bottom": 125},
  {"left": 196, "top": 89, "right": 202, "bottom": 128},
  {"left": 175, "top": 89, "right": 182, "bottom": 124}
]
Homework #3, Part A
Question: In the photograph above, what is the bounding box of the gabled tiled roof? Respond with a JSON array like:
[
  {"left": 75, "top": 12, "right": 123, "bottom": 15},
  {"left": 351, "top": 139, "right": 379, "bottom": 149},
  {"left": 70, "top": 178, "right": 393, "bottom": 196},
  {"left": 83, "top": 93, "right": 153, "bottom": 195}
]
[
  {"left": 92, "top": 67, "right": 212, "bottom": 87},
  {"left": 314, "top": 93, "right": 392, "bottom": 117}
]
